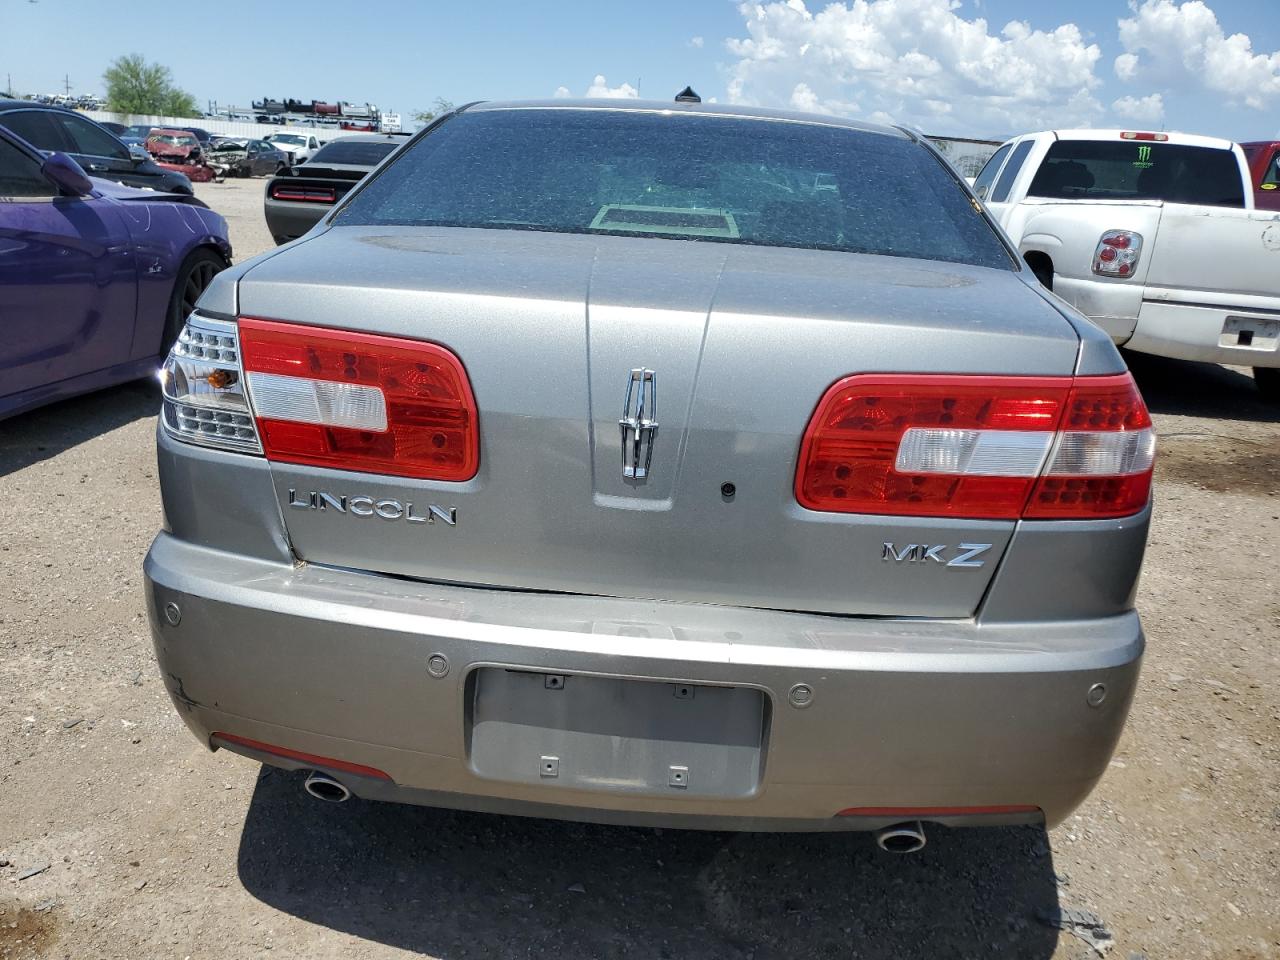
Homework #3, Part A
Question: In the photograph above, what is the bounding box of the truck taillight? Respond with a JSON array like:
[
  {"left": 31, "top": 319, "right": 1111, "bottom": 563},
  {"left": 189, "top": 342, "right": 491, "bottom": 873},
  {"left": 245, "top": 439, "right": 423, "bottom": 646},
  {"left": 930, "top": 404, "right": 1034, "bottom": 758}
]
[
  {"left": 237, "top": 318, "right": 479, "bottom": 481},
  {"left": 795, "top": 373, "right": 1153, "bottom": 520},
  {"left": 1092, "top": 230, "right": 1143, "bottom": 278}
]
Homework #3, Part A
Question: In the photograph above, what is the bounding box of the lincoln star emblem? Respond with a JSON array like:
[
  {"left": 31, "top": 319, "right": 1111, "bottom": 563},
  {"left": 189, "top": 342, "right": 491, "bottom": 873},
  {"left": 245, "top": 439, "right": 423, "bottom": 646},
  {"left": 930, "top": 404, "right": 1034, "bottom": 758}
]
[{"left": 619, "top": 368, "right": 658, "bottom": 480}]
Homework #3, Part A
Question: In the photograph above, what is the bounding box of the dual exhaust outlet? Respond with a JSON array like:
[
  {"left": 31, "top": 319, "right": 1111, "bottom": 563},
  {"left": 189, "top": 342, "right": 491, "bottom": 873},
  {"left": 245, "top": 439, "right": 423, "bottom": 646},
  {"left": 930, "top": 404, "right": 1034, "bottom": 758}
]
[{"left": 300, "top": 772, "right": 926, "bottom": 853}]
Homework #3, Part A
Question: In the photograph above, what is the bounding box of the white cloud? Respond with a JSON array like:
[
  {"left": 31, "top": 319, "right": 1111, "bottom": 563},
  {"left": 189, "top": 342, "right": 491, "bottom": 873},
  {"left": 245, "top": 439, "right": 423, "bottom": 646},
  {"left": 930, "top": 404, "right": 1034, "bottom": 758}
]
[
  {"left": 722, "top": 0, "right": 1104, "bottom": 134},
  {"left": 585, "top": 75, "right": 640, "bottom": 99},
  {"left": 553, "top": 76, "right": 641, "bottom": 99},
  {"left": 1112, "top": 92, "right": 1165, "bottom": 122},
  {"left": 1116, "top": 0, "right": 1280, "bottom": 111},
  {"left": 789, "top": 81, "right": 819, "bottom": 112},
  {"left": 1114, "top": 52, "right": 1139, "bottom": 80},
  {"left": 689, "top": 36, "right": 705, "bottom": 48}
]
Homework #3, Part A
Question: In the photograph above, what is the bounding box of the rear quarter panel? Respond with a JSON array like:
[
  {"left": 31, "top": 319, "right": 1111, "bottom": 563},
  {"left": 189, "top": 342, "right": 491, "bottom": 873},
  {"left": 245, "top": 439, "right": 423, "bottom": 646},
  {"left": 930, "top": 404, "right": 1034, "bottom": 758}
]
[{"left": 102, "top": 194, "right": 230, "bottom": 360}]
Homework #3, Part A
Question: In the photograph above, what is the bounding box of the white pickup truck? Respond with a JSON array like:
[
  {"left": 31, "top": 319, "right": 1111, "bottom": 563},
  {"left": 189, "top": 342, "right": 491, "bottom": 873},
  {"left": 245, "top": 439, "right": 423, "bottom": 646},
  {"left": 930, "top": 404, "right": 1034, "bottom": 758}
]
[
  {"left": 974, "top": 129, "right": 1280, "bottom": 401},
  {"left": 263, "top": 131, "right": 323, "bottom": 166}
]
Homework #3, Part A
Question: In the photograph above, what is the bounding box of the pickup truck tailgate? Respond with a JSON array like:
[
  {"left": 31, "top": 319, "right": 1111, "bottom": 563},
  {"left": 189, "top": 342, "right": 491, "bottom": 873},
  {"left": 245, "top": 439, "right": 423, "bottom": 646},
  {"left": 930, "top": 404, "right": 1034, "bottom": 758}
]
[{"left": 1143, "top": 206, "right": 1280, "bottom": 305}]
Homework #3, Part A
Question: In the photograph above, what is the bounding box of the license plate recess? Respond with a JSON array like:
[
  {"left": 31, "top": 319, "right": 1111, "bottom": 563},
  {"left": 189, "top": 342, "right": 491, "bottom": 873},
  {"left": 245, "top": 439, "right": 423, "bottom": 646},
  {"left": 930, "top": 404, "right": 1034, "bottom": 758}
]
[{"left": 467, "top": 668, "right": 766, "bottom": 799}]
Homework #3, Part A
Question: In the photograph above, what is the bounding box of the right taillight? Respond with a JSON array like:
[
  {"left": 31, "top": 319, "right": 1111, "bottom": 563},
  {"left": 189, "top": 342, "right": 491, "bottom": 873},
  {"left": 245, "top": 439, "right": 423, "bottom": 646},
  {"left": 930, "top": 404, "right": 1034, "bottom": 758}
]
[
  {"left": 796, "top": 372, "right": 1154, "bottom": 520},
  {"left": 1092, "top": 230, "right": 1143, "bottom": 278},
  {"left": 1023, "top": 374, "right": 1155, "bottom": 518}
]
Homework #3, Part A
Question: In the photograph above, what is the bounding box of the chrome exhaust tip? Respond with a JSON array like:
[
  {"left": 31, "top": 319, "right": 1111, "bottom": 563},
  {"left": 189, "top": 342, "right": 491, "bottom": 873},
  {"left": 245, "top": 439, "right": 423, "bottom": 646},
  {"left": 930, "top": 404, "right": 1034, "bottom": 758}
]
[
  {"left": 874, "top": 821, "right": 926, "bottom": 853},
  {"left": 303, "top": 771, "right": 351, "bottom": 803}
]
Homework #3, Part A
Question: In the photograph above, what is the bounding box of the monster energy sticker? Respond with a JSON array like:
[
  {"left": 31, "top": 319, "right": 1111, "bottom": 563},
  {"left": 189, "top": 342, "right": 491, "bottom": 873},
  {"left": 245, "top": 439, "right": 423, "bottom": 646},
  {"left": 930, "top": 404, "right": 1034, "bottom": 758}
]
[{"left": 1133, "top": 144, "right": 1154, "bottom": 170}]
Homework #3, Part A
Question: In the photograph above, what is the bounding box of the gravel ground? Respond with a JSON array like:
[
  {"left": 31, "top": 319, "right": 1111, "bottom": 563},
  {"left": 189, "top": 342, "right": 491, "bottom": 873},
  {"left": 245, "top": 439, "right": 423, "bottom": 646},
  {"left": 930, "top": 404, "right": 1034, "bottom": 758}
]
[{"left": 1, "top": 177, "right": 1277, "bottom": 960}]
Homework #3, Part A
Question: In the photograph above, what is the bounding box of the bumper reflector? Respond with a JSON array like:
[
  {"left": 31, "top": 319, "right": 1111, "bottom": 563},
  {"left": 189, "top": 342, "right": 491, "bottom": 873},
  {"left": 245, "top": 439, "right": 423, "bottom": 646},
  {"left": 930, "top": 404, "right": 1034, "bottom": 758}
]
[
  {"left": 213, "top": 732, "right": 392, "bottom": 780},
  {"left": 836, "top": 805, "right": 1041, "bottom": 817}
]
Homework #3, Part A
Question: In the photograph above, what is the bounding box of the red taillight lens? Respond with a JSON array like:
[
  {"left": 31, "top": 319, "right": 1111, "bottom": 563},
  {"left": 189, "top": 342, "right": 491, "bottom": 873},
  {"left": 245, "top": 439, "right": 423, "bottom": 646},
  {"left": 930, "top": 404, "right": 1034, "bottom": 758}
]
[
  {"left": 796, "top": 375, "right": 1071, "bottom": 519},
  {"left": 796, "top": 372, "right": 1154, "bottom": 520},
  {"left": 1025, "top": 374, "right": 1154, "bottom": 518},
  {"left": 238, "top": 318, "right": 479, "bottom": 481},
  {"left": 271, "top": 185, "right": 336, "bottom": 203}
]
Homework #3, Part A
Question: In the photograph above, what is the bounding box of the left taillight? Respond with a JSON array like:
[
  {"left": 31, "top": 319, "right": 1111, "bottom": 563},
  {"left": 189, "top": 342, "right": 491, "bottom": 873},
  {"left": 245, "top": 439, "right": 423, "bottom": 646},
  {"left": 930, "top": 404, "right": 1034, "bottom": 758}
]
[
  {"left": 237, "top": 317, "right": 479, "bottom": 481},
  {"left": 160, "top": 315, "right": 479, "bottom": 482}
]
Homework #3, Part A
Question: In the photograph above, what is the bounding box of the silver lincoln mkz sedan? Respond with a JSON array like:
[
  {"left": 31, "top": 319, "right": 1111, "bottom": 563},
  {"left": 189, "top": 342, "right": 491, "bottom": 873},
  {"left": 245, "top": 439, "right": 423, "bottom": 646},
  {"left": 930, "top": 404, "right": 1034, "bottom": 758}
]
[{"left": 146, "top": 98, "right": 1153, "bottom": 851}]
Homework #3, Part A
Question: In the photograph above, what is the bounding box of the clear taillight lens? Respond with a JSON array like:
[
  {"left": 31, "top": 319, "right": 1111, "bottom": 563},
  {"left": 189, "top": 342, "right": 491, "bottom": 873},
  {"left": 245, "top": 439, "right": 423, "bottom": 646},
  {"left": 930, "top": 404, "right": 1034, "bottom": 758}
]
[
  {"left": 1024, "top": 375, "right": 1155, "bottom": 517},
  {"left": 796, "top": 372, "right": 1155, "bottom": 520},
  {"left": 160, "top": 315, "right": 261, "bottom": 452},
  {"left": 1092, "top": 230, "right": 1143, "bottom": 278}
]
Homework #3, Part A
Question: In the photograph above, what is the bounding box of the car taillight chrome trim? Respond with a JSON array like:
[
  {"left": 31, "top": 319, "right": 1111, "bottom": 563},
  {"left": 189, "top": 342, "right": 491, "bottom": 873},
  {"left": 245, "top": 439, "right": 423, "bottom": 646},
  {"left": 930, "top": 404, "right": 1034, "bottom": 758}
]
[{"left": 160, "top": 314, "right": 262, "bottom": 453}]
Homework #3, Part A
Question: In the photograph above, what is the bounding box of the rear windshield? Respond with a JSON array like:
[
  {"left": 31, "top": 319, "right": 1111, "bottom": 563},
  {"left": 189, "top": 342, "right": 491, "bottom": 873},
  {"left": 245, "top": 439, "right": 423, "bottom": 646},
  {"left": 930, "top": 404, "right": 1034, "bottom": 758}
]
[
  {"left": 309, "top": 140, "right": 398, "bottom": 167},
  {"left": 1028, "top": 140, "right": 1245, "bottom": 206},
  {"left": 336, "top": 109, "right": 1013, "bottom": 269}
]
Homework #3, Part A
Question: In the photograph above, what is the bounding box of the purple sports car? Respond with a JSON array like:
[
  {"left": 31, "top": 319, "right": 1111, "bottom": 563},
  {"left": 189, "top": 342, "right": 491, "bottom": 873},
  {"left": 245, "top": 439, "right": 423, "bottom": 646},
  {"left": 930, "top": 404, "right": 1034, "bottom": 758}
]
[{"left": 0, "top": 125, "right": 231, "bottom": 420}]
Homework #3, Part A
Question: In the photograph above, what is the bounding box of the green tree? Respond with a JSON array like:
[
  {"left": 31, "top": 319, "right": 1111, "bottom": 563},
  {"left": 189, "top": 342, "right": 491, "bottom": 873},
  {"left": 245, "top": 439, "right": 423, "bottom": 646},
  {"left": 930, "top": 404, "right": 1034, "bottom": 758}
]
[
  {"left": 103, "top": 54, "right": 197, "bottom": 117},
  {"left": 411, "top": 97, "right": 455, "bottom": 125}
]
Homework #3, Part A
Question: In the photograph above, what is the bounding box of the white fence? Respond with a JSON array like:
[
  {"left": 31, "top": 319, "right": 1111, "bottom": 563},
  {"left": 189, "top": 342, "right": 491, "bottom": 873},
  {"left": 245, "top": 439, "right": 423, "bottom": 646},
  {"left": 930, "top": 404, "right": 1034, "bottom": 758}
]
[{"left": 82, "top": 110, "right": 350, "bottom": 143}]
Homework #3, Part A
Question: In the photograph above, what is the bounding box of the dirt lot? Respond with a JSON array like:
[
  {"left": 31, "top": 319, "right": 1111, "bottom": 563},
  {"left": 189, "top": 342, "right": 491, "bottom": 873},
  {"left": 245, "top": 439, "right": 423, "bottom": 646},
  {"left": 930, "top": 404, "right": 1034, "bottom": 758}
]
[{"left": 1, "top": 177, "right": 1277, "bottom": 960}]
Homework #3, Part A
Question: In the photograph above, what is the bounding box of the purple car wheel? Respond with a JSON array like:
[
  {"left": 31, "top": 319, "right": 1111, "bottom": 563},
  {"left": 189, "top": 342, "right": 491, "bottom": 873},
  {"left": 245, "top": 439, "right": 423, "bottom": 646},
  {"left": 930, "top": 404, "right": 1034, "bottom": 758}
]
[{"left": 163, "top": 249, "right": 226, "bottom": 353}]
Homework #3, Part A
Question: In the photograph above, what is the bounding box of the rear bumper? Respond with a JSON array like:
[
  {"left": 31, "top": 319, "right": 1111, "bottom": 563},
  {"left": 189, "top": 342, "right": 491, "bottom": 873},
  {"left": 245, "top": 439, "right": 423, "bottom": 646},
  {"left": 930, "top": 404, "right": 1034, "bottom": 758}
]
[
  {"left": 144, "top": 533, "right": 1143, "bottom": 831},
  {"left": 1127, "top": 298, "right": 1280, "bottom": 367}
]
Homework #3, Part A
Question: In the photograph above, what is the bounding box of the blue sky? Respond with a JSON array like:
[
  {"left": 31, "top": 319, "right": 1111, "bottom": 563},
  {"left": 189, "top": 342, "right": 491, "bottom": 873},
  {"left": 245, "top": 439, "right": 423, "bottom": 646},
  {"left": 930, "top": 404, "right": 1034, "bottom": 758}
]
[{"left": 1, "top": 0, "right": 1277, "bottom": 140}]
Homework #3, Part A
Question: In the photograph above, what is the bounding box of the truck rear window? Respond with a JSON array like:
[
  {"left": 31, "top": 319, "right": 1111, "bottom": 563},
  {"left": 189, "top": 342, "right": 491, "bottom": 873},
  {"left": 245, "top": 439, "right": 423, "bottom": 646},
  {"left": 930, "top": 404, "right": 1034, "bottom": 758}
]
[
  {"left": 336, "top": 109, "right": 1014, "bottom": 270},
  {"left": 1028, "top": 140, "right": 1245, "bottom": 207}
]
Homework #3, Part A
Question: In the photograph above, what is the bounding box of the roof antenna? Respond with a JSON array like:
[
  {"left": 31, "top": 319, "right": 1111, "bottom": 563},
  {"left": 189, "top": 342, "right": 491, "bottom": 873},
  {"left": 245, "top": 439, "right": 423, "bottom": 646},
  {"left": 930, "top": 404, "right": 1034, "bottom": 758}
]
[{"left": 674, "top": 86, "right": 701, "bottom": 104}]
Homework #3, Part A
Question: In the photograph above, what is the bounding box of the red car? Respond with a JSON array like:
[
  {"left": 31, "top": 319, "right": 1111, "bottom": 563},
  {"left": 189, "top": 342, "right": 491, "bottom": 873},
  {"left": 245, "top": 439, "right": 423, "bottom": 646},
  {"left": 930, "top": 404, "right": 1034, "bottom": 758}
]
[
  {"left": 145, "top": 128, "right": 217, "bottom": 183},
  {"left": 1241, "top": 141, "right": 1280, "bottom": 210}
]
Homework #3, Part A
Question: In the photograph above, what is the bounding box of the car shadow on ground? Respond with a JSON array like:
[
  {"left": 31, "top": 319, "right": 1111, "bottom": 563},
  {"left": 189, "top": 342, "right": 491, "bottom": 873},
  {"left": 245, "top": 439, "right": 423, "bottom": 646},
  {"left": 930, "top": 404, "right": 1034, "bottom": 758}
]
[
  {"left": 0, "top": 381, "right": 158, "bottom": 478},
  {"left": 1125, "top": 352, "right": 1278, "bottom": 423},
  {"left": 238, "top": 768, "right": 1061, "bottom": 959}
]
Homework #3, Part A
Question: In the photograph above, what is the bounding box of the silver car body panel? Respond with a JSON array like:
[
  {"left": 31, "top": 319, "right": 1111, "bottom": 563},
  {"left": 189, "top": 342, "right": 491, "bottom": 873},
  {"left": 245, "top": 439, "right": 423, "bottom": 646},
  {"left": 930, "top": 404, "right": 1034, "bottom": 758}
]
[{"left": 227, "top": 227, "right": 1093, "bottom": 619}]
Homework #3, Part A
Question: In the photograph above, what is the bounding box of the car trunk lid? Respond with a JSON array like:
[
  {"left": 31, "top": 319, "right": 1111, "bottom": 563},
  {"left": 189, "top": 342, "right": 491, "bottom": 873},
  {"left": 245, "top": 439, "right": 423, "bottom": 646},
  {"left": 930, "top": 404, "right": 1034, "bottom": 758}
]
[{"left": 235, "top": 226, "right": 1082, "bottom": 618}]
